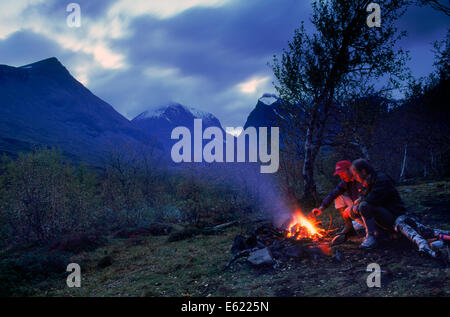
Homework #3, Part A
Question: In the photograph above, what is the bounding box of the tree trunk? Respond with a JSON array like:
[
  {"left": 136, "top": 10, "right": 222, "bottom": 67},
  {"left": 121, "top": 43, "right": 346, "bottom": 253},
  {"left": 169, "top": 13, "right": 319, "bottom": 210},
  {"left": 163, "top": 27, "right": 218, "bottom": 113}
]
[
  {"left": 302, "top": 127, "right": 319, "bottom": 204},
  {"left": 399, "top": 143, "right": 407, "bottom": 182},
  {"left": 354, "top": 136, "right": 370, "bottom": 160},
  {"left": 394, "top": 216, "right": 436, "bottom": 258},
  {"left": 430, "top": 150, "right": 437, "bottom": 175},
  {"left": 301, "top": 96, "right": 331, "bottom": 205},
  {"left": 360, "top": 142, "right": 370, "bottom": 161}
]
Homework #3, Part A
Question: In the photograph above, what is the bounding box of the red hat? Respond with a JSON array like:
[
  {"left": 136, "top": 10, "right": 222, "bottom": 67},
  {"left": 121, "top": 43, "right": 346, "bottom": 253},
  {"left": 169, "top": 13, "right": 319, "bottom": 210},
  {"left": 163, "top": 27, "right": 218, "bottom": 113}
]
[{"left": 333, "top": 160, "right": 352, "bottom": 176}]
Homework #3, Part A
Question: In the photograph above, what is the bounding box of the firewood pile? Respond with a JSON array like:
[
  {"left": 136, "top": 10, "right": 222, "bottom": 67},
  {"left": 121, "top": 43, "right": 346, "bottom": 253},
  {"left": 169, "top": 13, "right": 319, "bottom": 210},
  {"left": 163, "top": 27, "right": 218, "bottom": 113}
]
[{"left": 224, "top": 223, "right": 334, "bottom": 270}]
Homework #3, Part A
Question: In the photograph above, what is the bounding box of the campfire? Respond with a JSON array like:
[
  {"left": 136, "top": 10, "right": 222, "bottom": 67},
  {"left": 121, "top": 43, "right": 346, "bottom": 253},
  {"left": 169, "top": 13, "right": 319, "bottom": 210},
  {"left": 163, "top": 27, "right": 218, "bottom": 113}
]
[
  {"left": 225, "top": 209, "right": 334, "bottom": 270},
  {"left": 285, "top": 210, "right": 326, "bottom": 241}
]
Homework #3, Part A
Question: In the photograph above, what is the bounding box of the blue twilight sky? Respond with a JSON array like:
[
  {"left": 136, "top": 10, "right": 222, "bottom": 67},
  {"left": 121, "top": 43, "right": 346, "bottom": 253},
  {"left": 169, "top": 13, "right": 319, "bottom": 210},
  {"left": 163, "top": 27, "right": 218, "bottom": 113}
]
[{"left": 0, "top": 0, "right": 448, "bottom": 128}]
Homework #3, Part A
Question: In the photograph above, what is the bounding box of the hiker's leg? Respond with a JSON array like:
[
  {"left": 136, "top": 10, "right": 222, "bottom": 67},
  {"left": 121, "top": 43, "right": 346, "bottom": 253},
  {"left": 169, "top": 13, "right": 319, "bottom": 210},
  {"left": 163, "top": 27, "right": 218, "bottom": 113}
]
[
  {"left": 335, "top": 195, "right": 355, "bottom": 235},
  {"left": 357, "top": 201, "right": 379, "bottom": 248},
  {"left": 334, "top": 195, "right": 353, "bottom": 210},
  {"left": 371, "top": 206, "right": 396, "bottom": 231}
]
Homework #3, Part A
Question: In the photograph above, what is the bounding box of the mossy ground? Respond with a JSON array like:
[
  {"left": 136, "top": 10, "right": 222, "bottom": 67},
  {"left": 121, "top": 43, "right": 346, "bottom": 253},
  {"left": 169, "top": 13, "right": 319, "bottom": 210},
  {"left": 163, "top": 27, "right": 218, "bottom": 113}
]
[{"left": 8, "top": 181, "right": 450, "bottom": 297}]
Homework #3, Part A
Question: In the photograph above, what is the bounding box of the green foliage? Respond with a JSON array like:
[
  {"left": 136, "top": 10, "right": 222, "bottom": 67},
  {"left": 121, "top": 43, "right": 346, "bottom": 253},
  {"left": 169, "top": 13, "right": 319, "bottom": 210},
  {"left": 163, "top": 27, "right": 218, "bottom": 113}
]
[
  {"left": 174, "top": 175, "right": 246, "bottom": 226},
  {"left": 0, "top": 249, "right": 70, "bottom": 296},
  {"left": 271, "top": 0, "right": 410, "bottom": 201},
  {"left": 176, "top": 177, "right": 203, "bottom": 225},
  {"left": 0, "top": 148, "right": 99, "bottom": 244}
]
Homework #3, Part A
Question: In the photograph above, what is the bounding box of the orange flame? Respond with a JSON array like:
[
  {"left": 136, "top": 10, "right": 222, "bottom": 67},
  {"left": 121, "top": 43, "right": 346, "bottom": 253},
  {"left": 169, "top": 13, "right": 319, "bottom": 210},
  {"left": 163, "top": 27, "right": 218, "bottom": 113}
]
[{"left": 286, "top": 210, "right": 325, "bottom": 240}]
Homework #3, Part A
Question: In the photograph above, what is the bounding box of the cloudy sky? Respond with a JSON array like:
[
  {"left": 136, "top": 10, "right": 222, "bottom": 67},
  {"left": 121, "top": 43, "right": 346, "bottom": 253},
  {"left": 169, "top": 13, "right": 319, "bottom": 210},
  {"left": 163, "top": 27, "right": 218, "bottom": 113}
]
[{"left": 0, "top": 0, "right": 448, "bottom": 128}]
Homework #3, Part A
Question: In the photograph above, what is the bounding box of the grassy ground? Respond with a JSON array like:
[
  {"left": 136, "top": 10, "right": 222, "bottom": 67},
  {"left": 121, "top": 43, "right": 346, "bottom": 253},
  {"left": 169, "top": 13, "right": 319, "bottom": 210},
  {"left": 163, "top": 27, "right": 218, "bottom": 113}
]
[{"left": 8, "top": 180, "right": 450, "bottom": 297}]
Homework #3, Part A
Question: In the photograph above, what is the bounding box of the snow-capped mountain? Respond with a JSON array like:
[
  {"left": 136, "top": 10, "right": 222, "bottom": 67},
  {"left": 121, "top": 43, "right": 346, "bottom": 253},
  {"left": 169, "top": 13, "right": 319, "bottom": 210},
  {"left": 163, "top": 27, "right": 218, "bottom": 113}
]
[
  {"left": 243, "top": 93, "right": 285, "bottom": 129},
  {"left": 131, "top": 103, "right": 224, "bottom": 149},
  {"left": 258, "top": 93, "right": 279, "bottom": 106},
  {"left": 133, "top": 102, "right": 222, "bottom": 128}
]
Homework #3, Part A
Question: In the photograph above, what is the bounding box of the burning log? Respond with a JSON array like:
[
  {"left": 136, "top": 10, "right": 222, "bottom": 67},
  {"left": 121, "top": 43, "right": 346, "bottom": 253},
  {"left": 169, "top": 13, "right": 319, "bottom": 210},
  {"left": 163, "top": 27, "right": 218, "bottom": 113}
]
[
  {"left": 225, "top": 210, "right": 334, "bottom": 270},
  {"left": 285, "top": 211, "right": 326, "bottom": 240}
]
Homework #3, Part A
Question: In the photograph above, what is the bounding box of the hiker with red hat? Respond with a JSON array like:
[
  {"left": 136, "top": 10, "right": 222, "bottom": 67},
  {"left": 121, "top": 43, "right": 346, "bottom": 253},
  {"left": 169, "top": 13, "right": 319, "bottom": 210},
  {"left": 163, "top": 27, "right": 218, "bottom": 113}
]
[{"left": 311, "top": 160, "right": 364, "bottom": 244}]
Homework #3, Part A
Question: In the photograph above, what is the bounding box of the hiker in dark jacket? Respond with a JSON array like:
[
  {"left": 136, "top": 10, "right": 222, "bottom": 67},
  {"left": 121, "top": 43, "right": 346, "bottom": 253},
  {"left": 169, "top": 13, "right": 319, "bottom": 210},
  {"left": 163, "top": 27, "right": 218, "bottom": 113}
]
[
  {"left": 312, "top": 160, "right": 364, "bottom": 241},
  {"left": 349, "top": 158, "right": 406, "bottom": 249}
]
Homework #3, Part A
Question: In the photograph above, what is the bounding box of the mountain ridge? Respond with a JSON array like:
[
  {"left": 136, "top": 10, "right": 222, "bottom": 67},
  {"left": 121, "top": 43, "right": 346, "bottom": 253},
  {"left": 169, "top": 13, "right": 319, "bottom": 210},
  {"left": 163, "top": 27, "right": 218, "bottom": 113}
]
[
  {"left": 0, "top": 57, "right": 281, "bottom": 163},
  {"left": 0, "top": 57, "right": 155, "bottom": 164}
]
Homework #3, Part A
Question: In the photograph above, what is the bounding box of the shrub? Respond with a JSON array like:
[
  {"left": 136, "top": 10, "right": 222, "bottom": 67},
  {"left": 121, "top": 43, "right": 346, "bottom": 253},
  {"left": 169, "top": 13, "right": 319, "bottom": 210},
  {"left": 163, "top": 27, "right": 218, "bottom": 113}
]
[{"left": 0, "top": 148, "right": 99, "bottom": 244}]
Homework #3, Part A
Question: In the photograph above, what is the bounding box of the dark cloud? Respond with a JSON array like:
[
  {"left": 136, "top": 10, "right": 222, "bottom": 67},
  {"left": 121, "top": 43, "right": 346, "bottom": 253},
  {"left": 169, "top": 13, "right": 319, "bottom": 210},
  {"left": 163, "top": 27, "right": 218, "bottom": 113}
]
[
  {"left": 26, "top": 0, "right": 117, "bottom": 19},
  {"left": 97, "top": 0, "right": 312, "bottom": 125},
  {"left": 2, "top": 1, "right": 448, "bottom": 127},
  {"left": 0, "top": 31, "right": 64, "bottom": 66},
  {"left": 91, "top": 0, "right": 450, "bottom": 125},
  {"left": 114, "top": 0, "right": 311, "bottom": 89},
  {"left": 396, "top": 4, "right": 448, "bottom": 78}
]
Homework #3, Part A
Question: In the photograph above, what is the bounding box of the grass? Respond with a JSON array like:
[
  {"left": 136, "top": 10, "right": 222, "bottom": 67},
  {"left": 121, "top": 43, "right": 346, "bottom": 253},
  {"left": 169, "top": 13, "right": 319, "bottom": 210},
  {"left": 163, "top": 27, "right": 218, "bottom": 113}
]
[{"left": 7, "top": 180, "right": 450, "bottom": 297}]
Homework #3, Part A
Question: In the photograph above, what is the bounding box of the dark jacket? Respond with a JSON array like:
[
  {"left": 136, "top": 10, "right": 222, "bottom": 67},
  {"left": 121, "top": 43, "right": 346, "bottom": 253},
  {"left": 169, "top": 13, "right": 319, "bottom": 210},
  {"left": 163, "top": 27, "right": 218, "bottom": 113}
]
[
  {"left": 320, "top": 180, "right": 363, "bottom": 210},
  {"left": 360, "top": 172, "right": 406, "bottom": 216}
]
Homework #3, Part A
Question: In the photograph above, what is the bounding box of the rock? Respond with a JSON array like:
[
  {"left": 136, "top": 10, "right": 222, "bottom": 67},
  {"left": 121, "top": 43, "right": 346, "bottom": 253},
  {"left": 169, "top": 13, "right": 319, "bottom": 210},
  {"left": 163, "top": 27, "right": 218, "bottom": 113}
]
[
  {"left": 97, "top": 256, "right": 112, "bottom": 268},
  {"left": 247, "top": 248, "right": 273, "bottom": 266}
]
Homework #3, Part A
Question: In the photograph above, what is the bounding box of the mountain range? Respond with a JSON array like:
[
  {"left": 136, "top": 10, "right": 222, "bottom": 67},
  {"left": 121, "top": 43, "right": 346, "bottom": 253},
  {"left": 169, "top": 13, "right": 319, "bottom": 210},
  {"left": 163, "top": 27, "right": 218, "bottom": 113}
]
[{"left": 0, "top": 57, "right": 281, "bottom": 165}]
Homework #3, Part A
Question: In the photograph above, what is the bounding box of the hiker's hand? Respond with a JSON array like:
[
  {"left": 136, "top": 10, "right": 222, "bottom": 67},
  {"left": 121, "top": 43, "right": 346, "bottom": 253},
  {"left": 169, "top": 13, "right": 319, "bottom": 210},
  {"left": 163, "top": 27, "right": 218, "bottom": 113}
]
[
  {"left": 354, "top": 198, "right": 361, "bottom": 205},
  {"left": 312, "top": 208, "right": 322, "bottom": 217}
]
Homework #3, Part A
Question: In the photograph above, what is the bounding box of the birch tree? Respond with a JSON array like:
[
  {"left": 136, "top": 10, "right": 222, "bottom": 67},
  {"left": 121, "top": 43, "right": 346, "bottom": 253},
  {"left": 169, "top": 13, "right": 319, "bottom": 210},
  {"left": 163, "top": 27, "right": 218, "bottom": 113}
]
[{"left": 271, "top": 0, "right": 410, "bottom": 202}]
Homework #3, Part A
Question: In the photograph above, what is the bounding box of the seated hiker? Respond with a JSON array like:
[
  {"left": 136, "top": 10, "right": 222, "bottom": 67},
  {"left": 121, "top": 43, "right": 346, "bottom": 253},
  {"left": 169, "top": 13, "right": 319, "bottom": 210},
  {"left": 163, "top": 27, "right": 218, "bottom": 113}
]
[
  {"left": 348, "top": 158, "right": 406, "bottom": 249},
  {"left": 312, "top": 160, "right": 364, "bottom": 241}
]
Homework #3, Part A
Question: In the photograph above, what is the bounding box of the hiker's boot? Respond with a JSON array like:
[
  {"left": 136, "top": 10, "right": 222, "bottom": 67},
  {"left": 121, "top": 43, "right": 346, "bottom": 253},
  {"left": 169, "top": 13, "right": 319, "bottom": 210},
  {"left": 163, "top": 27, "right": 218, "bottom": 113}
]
[
  {"left": 331, "top": 208, "right": 356, "bottom": 246},
  {"left": 360, "top": 235, "right": 378, "bottom": 249},
  {"left": 360, "top": 217, "right": 378, "bottom": 249}
]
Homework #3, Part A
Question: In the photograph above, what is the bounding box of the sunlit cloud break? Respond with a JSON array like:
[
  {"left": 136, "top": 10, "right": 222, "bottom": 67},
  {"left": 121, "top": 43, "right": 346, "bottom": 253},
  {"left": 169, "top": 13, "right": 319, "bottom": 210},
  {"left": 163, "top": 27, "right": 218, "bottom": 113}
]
[
  {"left": 226, "top": 127, "right": 243, "bottom": 137},
  {"left": 109, "top": 0, "right": 230, "bottom": 19},
  {"left": 238, "top": 76, "right": 270, "bottom": 94}
]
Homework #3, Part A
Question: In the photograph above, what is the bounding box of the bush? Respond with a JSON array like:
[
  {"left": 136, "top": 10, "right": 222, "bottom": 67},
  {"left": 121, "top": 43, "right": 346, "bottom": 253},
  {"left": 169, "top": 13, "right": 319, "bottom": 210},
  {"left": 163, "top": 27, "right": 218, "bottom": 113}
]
[
  {"left": 0, "top": 148, "right": 99, "bottom": 244},
  {"left": 0, "top": 250, "right": 70, "bottom": 296}
]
